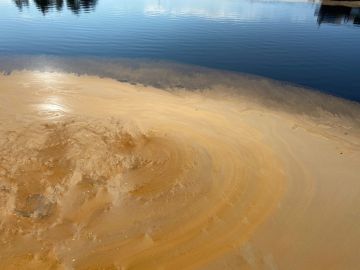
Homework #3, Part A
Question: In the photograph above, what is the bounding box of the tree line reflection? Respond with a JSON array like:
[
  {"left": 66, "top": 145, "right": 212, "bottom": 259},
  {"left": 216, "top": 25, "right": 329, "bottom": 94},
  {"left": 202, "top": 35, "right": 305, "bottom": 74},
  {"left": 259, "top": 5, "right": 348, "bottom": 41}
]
[
  {"left": 316, "top": 4, "right": 360, "bottom": 26},
  {"left": 12, "top": 0, "right": 360, "bottom": 26},
  {"left": 13, "top": 0, "right": 98, "bottom": 14}
]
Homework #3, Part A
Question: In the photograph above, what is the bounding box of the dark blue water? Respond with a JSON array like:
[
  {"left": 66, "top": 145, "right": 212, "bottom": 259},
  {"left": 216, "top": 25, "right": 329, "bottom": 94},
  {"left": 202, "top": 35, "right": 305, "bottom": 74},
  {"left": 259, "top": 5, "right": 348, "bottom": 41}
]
[{"left": 1, "top": 0, "right": 359, "bottom": 101}]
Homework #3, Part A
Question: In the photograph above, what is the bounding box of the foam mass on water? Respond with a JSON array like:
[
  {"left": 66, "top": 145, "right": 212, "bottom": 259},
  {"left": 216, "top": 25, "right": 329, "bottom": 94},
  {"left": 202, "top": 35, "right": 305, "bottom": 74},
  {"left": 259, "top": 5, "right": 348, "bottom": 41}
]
[{"left": 0, "top": 56, "right": 359, "bottom": 270}]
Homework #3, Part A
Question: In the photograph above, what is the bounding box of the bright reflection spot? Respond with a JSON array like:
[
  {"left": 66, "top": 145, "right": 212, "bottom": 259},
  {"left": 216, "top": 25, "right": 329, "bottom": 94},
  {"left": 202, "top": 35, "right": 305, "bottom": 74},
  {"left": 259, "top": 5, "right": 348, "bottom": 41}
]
[
  {"left": 37, "top": 96, "right": 68, "bottom": 118},
  {"left": 31, "top": 72, "right": 70, "bottom": 118},
  {"left": 39, "top": 102, "right": 65, "bottom": 112},
  {"left": 33, "top": 71, "right": 64, "bottom": 85}
]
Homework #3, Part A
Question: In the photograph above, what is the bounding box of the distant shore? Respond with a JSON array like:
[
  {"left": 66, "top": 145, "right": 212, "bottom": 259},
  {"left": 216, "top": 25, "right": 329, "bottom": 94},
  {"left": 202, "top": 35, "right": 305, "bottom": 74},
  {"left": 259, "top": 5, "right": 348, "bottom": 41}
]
[{"left": 321, "top": 0, "right": 360, "bottom": 7}]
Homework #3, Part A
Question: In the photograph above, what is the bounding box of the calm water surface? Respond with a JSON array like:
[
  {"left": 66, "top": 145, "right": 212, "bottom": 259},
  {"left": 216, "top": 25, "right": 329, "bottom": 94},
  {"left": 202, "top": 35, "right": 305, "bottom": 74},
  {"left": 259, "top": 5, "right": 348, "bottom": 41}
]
[{"left": 0, "top": 0, "right": 359, "bottom": 101}]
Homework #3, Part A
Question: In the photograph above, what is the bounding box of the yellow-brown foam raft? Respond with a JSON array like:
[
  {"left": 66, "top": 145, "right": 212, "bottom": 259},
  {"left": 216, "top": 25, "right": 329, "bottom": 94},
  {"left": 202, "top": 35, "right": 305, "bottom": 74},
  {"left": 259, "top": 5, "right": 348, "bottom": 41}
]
[{"left": 0, "top": 71, "right": 359, "bottom": 270}]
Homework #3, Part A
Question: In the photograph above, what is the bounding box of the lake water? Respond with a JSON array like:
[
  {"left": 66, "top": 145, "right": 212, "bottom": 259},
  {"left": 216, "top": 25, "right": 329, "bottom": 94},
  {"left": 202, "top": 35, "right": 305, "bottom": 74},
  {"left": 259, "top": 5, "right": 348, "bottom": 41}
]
[{"left": 0, "top": 0, "right": 359, "bottom": 101}]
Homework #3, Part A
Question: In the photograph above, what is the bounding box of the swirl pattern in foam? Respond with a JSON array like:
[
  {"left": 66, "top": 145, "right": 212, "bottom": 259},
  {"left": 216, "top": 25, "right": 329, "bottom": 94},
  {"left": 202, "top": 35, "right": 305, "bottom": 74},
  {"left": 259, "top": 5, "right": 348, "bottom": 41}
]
[{"left": 0, "top": 71, "right": 359, "bottom": 270}]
